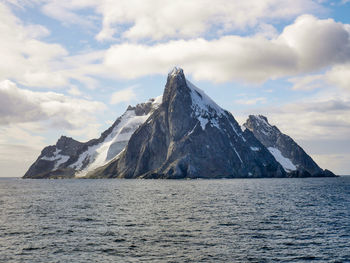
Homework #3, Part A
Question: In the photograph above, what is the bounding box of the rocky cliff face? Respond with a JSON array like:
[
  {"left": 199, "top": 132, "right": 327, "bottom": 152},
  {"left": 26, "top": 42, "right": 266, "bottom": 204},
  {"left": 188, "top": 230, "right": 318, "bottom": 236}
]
[
  {"left": 87, "top": 68, "right": 286, "bottom": 179},
  {"left": 23, "top": 98, "right": 161, "bottom": 178},
  {"left": 243, "top": 115, "right": 335, "bottom": 177}
]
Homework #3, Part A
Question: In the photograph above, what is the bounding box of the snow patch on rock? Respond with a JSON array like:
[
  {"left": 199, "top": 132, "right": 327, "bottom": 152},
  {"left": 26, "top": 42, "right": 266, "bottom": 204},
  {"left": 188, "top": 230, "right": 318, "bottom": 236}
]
[
  {"left": 268, "top": 147, "right": 296, "bottom": 172},
  {"left": 234, "top": 147, "right": 243, "bottom": 163},
  {"left": 41, "top": 149, "right": 70, "bottom": 170},
  {"left": 250, "top": 146, "right": 260, "bottom": 151}
]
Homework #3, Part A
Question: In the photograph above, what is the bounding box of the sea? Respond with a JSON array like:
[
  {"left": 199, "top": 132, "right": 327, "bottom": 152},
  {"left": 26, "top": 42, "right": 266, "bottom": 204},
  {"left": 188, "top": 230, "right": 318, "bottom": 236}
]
[{"left": 0, "top": 177, "right": 349, "bottom": 262}]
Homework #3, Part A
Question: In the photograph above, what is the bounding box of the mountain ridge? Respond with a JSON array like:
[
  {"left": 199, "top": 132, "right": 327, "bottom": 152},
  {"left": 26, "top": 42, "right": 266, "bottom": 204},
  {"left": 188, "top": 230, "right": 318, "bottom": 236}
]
[
  {"left": 23, "top": 68, "right": 336, "bottom": 179},
  {"left": 86, "top": 67, "right": 286, "bottom": 179},
  {"left": 23, "top": 97, "right": 162, "bottom": 178}
]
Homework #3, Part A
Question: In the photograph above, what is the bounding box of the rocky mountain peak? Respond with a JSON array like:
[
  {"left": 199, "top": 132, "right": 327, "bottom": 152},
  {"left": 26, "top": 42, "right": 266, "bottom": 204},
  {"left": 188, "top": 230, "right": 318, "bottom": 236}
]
[
  {"left": 86, "top": 69, "right": 286, "bottom": 179},
  {"left": 162, "top": 67, "right": 189, "bottom": 105},
  {"left": 243, "top": 114, "right": 328, "bottom": 176},
  {"left": 57, "top": 135, "right": 74, "bottom": 145},
  {"left": 246, "top": 115, "right": 276, "bottom": 132},
  {"left": 169, "top": 66, "right": 185, "bottom": 78},
  {"left": 56, "top": 136, "right": 82, "bottom": 152}
]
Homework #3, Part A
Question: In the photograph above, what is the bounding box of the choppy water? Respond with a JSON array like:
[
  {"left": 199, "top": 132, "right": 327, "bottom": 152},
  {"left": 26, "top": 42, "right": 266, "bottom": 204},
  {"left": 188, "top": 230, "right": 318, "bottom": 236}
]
[{"left": 0, "top": 177, "right": 350, "bottom": 262}]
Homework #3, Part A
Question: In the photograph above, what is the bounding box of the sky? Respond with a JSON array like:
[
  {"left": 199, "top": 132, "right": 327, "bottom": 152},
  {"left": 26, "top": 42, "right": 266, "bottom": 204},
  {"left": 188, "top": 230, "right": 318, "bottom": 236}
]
[{"left": 0, "top": 0, "right": 350, "bottom": 177}]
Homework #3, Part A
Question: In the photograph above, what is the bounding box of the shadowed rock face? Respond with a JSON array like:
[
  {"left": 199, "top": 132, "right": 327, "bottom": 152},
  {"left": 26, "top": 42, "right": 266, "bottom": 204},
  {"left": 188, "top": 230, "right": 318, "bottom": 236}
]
[
  {"left": 88, "top": 68, "right": 286, "bottom": 179},
  {"left": 23, "top": 136, "right": 82, "bottom": 179},
  {"left": 243, "top": 115, "right": 336, "bottom": 177}
]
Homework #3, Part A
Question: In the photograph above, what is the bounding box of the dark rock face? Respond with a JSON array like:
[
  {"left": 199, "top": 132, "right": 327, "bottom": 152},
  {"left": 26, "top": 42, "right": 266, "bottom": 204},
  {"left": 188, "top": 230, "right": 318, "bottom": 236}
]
[
  {"left": 88, "top": 68, "right": 286, "bottom": 179},
  {"left": 23, "top": 100, "right": 160, "bottom": 179},
  {"left": 23, "top": 136, "right": 83, "bottom": 179},
  {"left": 243, "top": 115, "right": 336, "bottom": 177}
]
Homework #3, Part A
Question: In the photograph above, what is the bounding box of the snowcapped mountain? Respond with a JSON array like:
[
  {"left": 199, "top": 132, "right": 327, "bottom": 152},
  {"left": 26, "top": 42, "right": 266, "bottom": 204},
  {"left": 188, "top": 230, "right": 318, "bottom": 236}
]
[
  {"left": 87, "top": 68, "right": 286, "bottom": 179},
  {"left": 23, "top": 97, "right": 162, "bottom": 178},
  {"left": 243, "top": 115, "right": 335, "bottom": 177},
  {"left": 24, "top": 68, "right": 335, "bottom": 179}
]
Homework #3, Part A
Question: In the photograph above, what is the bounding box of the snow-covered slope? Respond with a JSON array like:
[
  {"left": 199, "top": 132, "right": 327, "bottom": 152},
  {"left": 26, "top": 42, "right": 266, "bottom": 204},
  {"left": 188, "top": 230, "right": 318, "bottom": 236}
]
[
  {"left": 23, "top": 97, "right": 162, "bottom": 178},
  {"left": 184, "top": 69, "right": 246, "bottom": 142},
  {"left": 186, "top": 78, "right": 225, "bottom": 130},
  {"left": 267, "top": 147, "right": 297, "bottom": 172},
  {"left": 72, "top": 98, "right": 161, "bottom": 177}
]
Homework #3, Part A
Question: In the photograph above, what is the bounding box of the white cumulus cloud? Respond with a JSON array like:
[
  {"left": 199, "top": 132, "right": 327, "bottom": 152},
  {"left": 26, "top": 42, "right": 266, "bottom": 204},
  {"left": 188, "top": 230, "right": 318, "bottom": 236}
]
[
  {"left": 326, "top": 64, "right": 350, "bottom": 91},
  {"left": 102, "top": 15, "right": 350, "bottom": 83},
  {"left": 7, "top": 0, "right": 324, "bottom": 41},
  {"left": 0, "top": 2, "right": 68, "bottom": 87},
  {"left": 110, "top": 86, "right": 137, "bottom": 105},
  {"left": 0, "top": 80, "right": 106, "bottom": 129},
  {"left": 235, "top": 97, "right": 267, "bottom": 105}
]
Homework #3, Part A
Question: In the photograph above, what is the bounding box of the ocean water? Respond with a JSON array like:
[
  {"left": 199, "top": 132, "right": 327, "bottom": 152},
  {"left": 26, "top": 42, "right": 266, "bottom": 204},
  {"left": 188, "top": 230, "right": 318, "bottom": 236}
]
[{"left": 0, "top": 177, "right": 349, "bottom": 262}]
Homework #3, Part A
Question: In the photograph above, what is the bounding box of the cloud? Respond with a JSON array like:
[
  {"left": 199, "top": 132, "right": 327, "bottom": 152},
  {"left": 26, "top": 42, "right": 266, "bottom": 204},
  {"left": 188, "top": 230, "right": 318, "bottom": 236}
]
[
  {"left": 288, "top": 63, "right": 350, "bottom": 93},
  {"left": 248, "top": 96, "right": 350, "bottom": 141},
  {"left": 104, "top": 37, "right": 295, "bottom": 82},
  {"left": 0, "top": 79, "right": 108, "bottom": 177},
  {"left": 102, "top": 15, "right": 350, "bottom": 83},
  {"left": 325, "top": 64, "right": 350, "bottom": 91},
  {"left": 288, "top": 74, "right": 324, "bottom": 90},
  {"left": 0, "top": 80, "right": 106, "bottom": 129},
  {"left": 0, "top": 2, "right": 69, "bottom": 87},
  {"left": 6, "top": 0, "right": 324, "bottom": 42},
  {"left": 41, "top": 0, "right": 97, "bottom": 28},
  {"left": 110, "top": 86, "right": 137, "bottom": 105},
  {"left": 0, "top": 2, "right": 103, "bottom": 89},
  {"left": 235, "top": 97, "right": 267, "bottom": 105},
  {"left": 0, "top": 122, "right": 48, "bottom": 177},
  {"left": 94, "top": 0, "right": 323, "bottom": 41},
  {"left": 277, "top": 15, "right": 350, "bottom": 71},
  {"left": 2, "top": 3, "right": 349, "bottom": 89},
  {"left": 68, "top": 86, "right": 82, "bottom": 96},
  {"left": 0, "top": 143, "right": 43, "bottom": 177},
  {"left": 311, "top": 154, "right": 350, "bottom": 175}
]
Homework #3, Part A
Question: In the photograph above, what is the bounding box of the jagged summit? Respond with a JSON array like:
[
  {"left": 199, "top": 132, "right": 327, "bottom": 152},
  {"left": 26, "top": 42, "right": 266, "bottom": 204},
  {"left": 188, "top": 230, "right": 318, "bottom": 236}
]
[
  {"left": 168, "top": 66, "right": 184, "bottom": 77},
  {"left": 165, "top": 67, "right": 226, "bottom": 130},
  {"left": 245, "top": 115, "right": 283, "bottom": 144}
]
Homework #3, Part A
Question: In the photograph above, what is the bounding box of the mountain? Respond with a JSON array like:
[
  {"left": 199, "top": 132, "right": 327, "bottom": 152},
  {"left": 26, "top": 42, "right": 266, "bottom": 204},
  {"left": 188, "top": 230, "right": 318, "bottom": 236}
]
[
  {"left": 86, "top": 68, "right": 286, "bottom": 179},
  {"left": 23, "top": 97, "right": 162, "bottom": 178},
  {"left": 24, "top": 67, "right": 335, "bottom": 179},
  {"left": 243, "top": 115, "right": 335, "bottom": 177}
]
